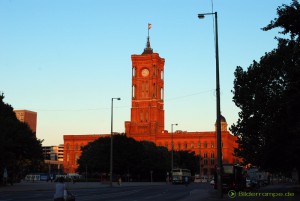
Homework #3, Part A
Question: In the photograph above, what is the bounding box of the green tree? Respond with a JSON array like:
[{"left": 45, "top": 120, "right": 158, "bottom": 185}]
[
  {"left": 0, "top": 93, "right": 44, "bottom": 184},
  {"left": 77, "top": 134, "right": 198, "bottom": 181},
  {"left": 231, "top": 0, "right": 300, "bottom": 177}
]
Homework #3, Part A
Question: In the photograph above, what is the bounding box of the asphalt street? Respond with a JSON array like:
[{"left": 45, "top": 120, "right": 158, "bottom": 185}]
[{"left": 0, "top": 181, "right": 299, "bottom": 201}]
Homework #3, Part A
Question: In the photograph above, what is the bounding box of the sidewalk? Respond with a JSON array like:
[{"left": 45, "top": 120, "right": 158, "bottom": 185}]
[{"left": 0, "top": 181, "right": 166, "bottom": 192}]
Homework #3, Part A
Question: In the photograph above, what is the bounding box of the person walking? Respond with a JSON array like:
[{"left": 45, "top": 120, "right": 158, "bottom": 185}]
[
  {"left": 184, "top": 176, "right": 189, "bottom": 187},
  {"left": 53, "top": 177, "right": 65, "bottom": 201}
]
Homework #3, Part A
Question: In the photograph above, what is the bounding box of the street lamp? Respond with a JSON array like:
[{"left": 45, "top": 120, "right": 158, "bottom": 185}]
[
  {"left": 198, "top": 12, "right": 223, "bottom": 198},
  {"left": 171, "top": 123, "right": 178, "bottom": 172},
  {"left": 110, "top": 97, "right": 121, "bottom": 187}
]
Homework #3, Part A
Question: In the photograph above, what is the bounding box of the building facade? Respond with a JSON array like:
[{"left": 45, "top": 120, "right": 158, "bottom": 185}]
[
  {"left": 63, "top": 37, "right": 239, "bottom": 176},
  {"left": 14, "top": 109, "right": 37, "bottom": 134},
  {"left": 42, "top": 145, "right": 64, "bottom": 174}
]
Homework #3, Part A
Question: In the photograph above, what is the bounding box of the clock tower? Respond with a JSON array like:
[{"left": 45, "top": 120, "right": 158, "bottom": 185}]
[{"left": 125, "top": 35, "right": 165, "bottom": 142}]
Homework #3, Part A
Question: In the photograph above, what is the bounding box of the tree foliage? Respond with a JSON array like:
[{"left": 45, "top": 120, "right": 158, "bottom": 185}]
[
  {"left": 231, "top": 0, "right": 300, "bottom": 175},
  {"left": 0, "top": 93, "right": 44, "bottom": 183},
  {"left": 77, "top": 134, "right": 198, "bottom": 181}
]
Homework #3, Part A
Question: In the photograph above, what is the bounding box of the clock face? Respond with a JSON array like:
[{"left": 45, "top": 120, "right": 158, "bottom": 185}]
[{"left": 141, "top": 69, "right": 149, "bottom": 77}]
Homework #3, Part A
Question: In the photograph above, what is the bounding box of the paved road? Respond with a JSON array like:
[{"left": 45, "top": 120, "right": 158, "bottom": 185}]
[
  {"left": 0, "top": 182, "right": 213, "bottom": 201},
  {"left": 0, "top": 181, "right": 299, "bottom": 201}
]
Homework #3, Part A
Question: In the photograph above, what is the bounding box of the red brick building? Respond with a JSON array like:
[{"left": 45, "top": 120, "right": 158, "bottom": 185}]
[{"left": 63, "top": 37, "right": 239, "bottom": 175}]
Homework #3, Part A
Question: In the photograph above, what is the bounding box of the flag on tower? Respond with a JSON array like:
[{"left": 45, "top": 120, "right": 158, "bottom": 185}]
[{"left": 148, "top": 23, "right": 152, "bottom": 30}]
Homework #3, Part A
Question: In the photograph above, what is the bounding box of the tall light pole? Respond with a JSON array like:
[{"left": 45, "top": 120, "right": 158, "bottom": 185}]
[
  {"left": 198, "top": 12, "right": 223, "bottom": 198},
  {"left": 171, "top": 123, "right": 178, "bottom": 172},
  {"left": 110, "top": 97, "right": 121, "bottom": 187}
]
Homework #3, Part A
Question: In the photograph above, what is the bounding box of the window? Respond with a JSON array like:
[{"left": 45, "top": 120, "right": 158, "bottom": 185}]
[
  {"left": 132, "top": 85, "right": 136, "bottom": 98},
  {"left": 211, "top": 152, "right": 215, "bottom": 158},
  {"left": 145, "top": 111, "right": 148, "bottom": 122},
  {"left": 204, "top": 142, "right": 207, "bottom": 148},
  {"left": 204, "top": 159, "right": 208, "bottom": 165},
  {"left": 153, "top": 83, "right": 156, "bottom": 97},
  {"left": 211, "top": 142, "right": 214, "bottom": 148},
  {"left": 140, "top": 111, "right": 143, "bottom": 122},
  {"left": 197, "top": 142, "right": 201, "bottom": 148},
  {"left": 67, "top": 154, "right": 70, "bottom": 162},
  {"left": 204, "top": 152, "right": 208, "bottom": 158},
  {"left": 142, "top": 82, "right": 144, "bottom": 98},
  {"left": 161, "top": 70, "right": 164, "bottom": 80},
  {"left": 161, "top": 88, "right": 164, "bottom": 100},
  {"left": 145, "top": 81, "right": 149, "bottom": 98},
  {"left": 66, "top": 143, "right": 70, "bottom": 150},
  {"left": 210, "top": 158, "right": 215, "bottom": 165},
  {"left": 190, "top": 142, "right": 194, "bottom": 148},
  {"left": 178, "top": 142, "right": 181, "bottom": 150},
  {"left": 184, "top": 142, "right": 188, "bottom": 149},
  {"left": 132, "top": 67, "right": 136, "bottom": 77}
]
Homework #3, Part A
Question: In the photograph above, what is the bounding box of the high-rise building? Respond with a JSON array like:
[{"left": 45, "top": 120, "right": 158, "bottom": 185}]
[{"left": 14, "top": 110, "right": 37, "bottom": 134}]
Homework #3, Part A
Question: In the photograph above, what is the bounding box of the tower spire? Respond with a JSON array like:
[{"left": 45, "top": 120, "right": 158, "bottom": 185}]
[{"left": 142, "top": 23, "right": 153, "bottom": 54}]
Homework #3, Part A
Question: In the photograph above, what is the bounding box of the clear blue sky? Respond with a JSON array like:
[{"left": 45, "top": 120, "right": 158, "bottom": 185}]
[{"left": 0, "top": 0, "right": 291, "bottom": 146}]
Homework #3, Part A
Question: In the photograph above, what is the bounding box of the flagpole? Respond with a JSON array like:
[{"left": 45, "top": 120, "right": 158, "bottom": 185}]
[{"left": 148, "top": 23, "right": 150, "bottom": 38}]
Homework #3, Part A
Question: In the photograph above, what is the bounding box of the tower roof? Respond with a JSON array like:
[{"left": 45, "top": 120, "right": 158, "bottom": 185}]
[
  {"left": 142, "top": 23, "right": 153, "bottom": 54},
  {"left": 220, "top": 115, "right": 226, "bottom": 122},
  {"left": 142, "top": 36, "right": 153, "bottom": 54},
  {"left": 215, "top": 115, "right": 227, "bottom": 123}
]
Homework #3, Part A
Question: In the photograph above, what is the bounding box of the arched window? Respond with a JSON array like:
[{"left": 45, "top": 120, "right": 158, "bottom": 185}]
[
  {"left": 132, "top": 85, "right": 136, "bottom": 98},
  {"left": 140, "top": 111, "right": 143, "bottom": 122},
  {"left": 211, "top": 152, "right": 214, "bottom": 159},
  {"left": 132, "top": 67, "right": 136, "bottom": 77},
  {"left": 161, "top": 88, "right": 164, "bottom": 100},
  {"left": 145, "top": 111, "right": 148, "bottom": 122},
  {"left": 66, "top": 143, "right": 70, "bottom": 150},
  {"left": 161, "top": 70, "right": 164, "bottom": 80},
  {"left": 153, "top": 83, "right": 156, "bottom": 97}
]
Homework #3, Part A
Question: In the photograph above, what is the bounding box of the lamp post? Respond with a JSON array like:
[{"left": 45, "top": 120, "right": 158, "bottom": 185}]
[
  {"left": 198, "top": 12, "right": 223, "bottom": 198},
  {"left": 171, "top": 123, "right": 178, "bottom": 172},
  {"left": 110, "top": 97, "right": 121, "bottom": 187}
]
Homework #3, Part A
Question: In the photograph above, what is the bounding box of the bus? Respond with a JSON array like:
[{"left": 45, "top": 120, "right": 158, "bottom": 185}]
[
  {"left": 172, "top": 169, "right": 191, "bottom": 184},
  {"left": 214, "top": 164, "right": 246, "bottom": 191}
]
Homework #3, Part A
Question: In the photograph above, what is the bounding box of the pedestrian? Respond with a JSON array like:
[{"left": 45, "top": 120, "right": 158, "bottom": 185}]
[
  {"left": 53, "top": 177, "right": 65, "bottom": 201},
  {"left": 3, "top": 168, "right": 7, "bottom": 185},
  {"left": 184, "top": 176, "right": 189, "bottom": 187},
  {"left": 118, "top": 177, "right": 122, "bottom": 186}
]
